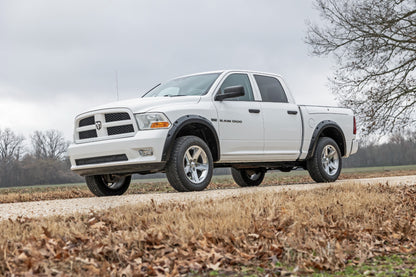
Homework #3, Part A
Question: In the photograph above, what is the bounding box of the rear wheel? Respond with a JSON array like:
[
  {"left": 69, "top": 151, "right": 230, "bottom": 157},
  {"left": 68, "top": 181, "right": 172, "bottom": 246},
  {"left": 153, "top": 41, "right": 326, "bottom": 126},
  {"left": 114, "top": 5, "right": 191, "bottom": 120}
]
[
  {"left": 85, "top": 174, "right": 131, "bottom": 196},
  {"left": 166, "top": 136, "right": 213, "bottom": 192},
  {"left": 307, "top": 137, "right": 342, "bottom": 182},
  {"left": 231, "top": 168, "right": 265, "bottom": 187}
]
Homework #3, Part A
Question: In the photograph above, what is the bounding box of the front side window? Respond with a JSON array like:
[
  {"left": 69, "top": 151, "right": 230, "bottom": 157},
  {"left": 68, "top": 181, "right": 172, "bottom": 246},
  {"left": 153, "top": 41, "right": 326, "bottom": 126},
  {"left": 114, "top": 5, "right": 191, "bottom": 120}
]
[
  {"left": 143, "top": 73, "right": 220, "bottom": 97},
  {"left": 217, "top": 73, "right": 254, "bottom": 101},
  {"left": 254, "top": 75, "right": 288, "bottom": 103}
]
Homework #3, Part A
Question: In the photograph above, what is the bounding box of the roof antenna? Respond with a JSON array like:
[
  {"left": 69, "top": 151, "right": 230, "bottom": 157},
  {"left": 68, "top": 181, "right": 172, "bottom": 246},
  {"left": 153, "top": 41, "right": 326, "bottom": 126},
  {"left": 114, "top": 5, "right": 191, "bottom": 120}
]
[{"left": 115, "top": 70, "right": 119, "bottom": 101}]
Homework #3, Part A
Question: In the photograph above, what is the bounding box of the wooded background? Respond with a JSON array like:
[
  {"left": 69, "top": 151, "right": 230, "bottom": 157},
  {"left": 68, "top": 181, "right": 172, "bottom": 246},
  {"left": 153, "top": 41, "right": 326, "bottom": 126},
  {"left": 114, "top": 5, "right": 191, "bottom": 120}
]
[{"left": 1, "top": 128, "right": 415, "bottom": 188}]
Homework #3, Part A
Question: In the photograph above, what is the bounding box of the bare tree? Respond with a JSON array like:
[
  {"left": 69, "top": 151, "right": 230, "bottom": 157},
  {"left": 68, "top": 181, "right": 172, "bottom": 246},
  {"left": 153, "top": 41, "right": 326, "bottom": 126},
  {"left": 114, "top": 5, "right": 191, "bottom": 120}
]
[
  {"left": 0, "top": 128, "right": 24, "bottom": 186},
  {"left": 0, "top": 128, "right": 24, "bottom": 162},
  {"left": 306, "top": 0, "right": 416, "bottom": 134},
  {"left": 31, "top": 130, "right": 68, "bottom": 160}
]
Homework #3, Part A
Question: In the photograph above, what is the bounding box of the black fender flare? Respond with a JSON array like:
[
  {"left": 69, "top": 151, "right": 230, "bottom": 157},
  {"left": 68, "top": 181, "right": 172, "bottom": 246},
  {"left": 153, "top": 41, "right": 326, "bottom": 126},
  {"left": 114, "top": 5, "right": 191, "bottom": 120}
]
[
  {"left": 161, "top": 115, "right": 220, "bottom": 162},
  {"left": 306, "top": 120, "right": 346, "bottom": 159}
]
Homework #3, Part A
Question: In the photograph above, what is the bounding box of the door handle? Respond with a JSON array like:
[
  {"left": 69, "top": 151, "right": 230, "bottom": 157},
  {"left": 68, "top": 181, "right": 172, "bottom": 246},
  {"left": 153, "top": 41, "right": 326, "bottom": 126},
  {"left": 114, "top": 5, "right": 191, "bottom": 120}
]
[
  {"left": 249, "top": 109, "right": 260, "bottom": 113},
  {"left": 287, "top": 110, "right": 298, "bottom": 115}
]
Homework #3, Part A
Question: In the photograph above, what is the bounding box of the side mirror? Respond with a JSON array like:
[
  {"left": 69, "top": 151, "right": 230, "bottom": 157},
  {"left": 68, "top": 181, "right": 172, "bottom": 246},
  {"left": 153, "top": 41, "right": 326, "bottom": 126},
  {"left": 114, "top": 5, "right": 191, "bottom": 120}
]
[{"left": 215, "top": 85, "right": 245, "bottom": 101}]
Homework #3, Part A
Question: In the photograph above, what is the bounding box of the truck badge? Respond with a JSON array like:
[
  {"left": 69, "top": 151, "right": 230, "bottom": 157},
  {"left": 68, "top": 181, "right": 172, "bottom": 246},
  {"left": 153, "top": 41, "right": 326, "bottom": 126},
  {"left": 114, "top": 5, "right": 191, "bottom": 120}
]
[{"left": 95, "top": 121, "right": 102, "bottom": 130}]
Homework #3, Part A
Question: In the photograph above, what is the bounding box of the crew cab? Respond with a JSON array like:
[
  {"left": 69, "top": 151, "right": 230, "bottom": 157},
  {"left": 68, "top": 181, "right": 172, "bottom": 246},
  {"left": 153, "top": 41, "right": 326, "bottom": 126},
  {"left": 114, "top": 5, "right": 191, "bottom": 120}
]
[{"left": 68, "top": 70, "right": 358, "bottom": 196}]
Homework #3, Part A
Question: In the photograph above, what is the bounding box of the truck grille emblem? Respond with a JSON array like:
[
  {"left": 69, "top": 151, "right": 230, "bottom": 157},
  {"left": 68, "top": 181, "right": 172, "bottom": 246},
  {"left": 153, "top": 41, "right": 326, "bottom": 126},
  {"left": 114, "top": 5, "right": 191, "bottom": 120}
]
[{"left": 95, "top": 121, "right": 102, "bottom": 130}]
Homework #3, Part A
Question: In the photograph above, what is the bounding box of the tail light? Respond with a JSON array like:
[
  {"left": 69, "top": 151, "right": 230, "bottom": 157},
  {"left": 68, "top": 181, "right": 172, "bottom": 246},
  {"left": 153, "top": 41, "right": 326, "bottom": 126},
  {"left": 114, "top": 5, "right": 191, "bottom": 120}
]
[{"left": 353, "top": 116, "right": 357, "bottom": 135}]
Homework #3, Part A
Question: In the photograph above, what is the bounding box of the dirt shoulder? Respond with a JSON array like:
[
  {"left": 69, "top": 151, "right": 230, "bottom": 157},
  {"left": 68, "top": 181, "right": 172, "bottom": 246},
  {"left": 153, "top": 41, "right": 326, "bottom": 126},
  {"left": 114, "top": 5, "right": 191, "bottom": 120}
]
[
  {"left": 1, "top": 166, "right": 416, "bottom": 204},
  {"left": 0, "top": 175, "right": 415, "bottom": 221}
]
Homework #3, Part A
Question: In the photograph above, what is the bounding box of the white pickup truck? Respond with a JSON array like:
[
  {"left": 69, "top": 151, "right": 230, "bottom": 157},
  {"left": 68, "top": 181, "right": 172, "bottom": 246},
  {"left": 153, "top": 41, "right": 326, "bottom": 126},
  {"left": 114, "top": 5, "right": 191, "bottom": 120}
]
[{"left": 68, "top": 70, "right": 358, "bottom": 196}]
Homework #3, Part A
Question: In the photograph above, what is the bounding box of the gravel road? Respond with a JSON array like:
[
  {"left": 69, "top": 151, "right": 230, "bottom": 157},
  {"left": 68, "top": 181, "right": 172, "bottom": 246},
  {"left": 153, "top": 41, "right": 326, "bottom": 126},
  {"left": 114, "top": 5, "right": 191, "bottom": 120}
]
[{"left": 1, "top": 175, "right": 415, "bottom": 221}]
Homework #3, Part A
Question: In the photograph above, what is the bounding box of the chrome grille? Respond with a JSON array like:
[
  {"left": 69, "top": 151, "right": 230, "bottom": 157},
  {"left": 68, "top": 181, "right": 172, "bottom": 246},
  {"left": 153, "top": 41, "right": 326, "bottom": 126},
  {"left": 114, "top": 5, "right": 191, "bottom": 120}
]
[{"left": 75, "top": 109, "right": 137, "bottom": 143}]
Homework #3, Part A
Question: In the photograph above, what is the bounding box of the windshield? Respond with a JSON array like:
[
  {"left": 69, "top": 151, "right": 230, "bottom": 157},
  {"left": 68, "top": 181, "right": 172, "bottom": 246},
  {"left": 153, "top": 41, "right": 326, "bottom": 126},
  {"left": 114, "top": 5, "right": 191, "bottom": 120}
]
[{"left": 143, "top": 73, "right": 220, "bottom": 97}]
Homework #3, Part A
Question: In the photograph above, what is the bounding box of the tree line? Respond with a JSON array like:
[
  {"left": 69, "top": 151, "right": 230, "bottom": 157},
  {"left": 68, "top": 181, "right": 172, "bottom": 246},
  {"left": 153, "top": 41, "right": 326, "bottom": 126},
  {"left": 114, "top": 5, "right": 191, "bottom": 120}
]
[
  {"left": 0, "top": 128, "right": 81, "bottom": 187},
  {"left": 1, "top": 127, "right": 415, "bottom": 187},
  {"left": 343, "top": 130, "right": 416, "bottom": 168}
]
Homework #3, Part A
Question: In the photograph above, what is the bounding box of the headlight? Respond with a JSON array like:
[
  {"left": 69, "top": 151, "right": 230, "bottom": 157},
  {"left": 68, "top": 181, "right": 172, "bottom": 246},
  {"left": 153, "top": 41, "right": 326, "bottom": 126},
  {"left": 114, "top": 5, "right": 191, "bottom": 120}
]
[{"left": 135, "top": 113, "right": 171, "bottom": 130}]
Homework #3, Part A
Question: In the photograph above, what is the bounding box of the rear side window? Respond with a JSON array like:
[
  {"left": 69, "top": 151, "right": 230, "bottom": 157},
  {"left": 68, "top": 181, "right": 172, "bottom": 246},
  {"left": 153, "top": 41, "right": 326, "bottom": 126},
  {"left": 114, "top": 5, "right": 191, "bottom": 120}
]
[{"left": 254, "top": 75, "right": 288, "bottom": 103}]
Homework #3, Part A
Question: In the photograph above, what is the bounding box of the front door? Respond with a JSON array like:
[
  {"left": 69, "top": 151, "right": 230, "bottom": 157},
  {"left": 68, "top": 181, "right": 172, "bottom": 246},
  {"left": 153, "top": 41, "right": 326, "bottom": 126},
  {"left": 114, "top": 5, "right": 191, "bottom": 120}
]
[{"left": 213, "top": 73, "right": 264, "bottom": 162}]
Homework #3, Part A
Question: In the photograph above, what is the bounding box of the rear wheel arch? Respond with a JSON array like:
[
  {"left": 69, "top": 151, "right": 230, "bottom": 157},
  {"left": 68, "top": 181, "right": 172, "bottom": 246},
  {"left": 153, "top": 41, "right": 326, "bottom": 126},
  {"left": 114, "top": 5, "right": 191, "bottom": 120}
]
[
  {"left": 306, "top": 120, "right": 346, "bottom": 159},
  {"left": 162, "top": 115, "right": 220, "bottom": 162}
]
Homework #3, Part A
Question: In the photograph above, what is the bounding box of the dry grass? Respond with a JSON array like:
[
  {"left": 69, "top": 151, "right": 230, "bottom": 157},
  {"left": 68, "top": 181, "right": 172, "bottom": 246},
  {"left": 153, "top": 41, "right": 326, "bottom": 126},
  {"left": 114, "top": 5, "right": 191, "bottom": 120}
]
[
  {"left": 1, "top": 166, "right": 416, "bottom": 204},
  {"left": 0, "top": 182, "right": 415, "bottom": 276}
]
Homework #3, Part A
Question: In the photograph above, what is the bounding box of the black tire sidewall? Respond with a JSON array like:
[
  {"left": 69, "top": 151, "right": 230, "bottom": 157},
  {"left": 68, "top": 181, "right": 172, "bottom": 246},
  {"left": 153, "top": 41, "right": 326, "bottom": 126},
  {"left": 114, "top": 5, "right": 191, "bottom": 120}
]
[
  {"left": 231, "top": 168, "right": 265, "bottom": 187},
  {"left": 86, "top": 175, "right": 131, "bottom": 196}
]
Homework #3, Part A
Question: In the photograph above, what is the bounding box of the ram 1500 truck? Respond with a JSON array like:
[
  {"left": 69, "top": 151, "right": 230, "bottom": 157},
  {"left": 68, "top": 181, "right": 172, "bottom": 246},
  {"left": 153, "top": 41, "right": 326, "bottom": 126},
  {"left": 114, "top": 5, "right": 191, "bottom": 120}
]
[{"left": 68, "top": 70, "right": 358, "bottom": 196}]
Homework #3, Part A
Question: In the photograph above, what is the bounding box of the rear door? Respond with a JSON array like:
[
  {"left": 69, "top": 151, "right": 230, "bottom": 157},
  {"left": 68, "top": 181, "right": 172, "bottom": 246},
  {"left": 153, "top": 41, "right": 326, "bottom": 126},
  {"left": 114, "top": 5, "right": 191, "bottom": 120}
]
[
  {"left": 213, "top": 73, "right": 264, "bottom": 161},
  {"left": 253, "top": 74, "right": 302, "bottom": 161}
]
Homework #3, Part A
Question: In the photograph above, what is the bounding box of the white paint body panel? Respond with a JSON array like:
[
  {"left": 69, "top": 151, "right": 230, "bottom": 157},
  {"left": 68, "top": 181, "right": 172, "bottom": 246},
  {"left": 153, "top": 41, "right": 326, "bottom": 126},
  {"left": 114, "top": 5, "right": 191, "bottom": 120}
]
[
  {"left": 260, "top": 102, "right": 302, "bottom": 161},
  {"left": 298, "top": 105, "right": 356, "bottom": 160},
  {"left": 213, "top": 100, "right": 264, "bottom": 161}
]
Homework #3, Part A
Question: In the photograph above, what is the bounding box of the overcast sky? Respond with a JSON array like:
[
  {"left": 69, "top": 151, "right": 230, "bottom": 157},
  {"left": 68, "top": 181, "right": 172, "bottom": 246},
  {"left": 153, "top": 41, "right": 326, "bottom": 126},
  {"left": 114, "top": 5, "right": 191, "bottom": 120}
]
[{"left": 0, "top": 1, "right": 334, "bottom": 141}]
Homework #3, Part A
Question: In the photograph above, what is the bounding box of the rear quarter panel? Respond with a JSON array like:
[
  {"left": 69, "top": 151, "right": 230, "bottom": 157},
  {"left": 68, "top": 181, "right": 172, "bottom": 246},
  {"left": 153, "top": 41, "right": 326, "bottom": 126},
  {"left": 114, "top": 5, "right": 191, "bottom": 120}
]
[{"left": 299, "top": 105, "right": 355, "bottom": 159}]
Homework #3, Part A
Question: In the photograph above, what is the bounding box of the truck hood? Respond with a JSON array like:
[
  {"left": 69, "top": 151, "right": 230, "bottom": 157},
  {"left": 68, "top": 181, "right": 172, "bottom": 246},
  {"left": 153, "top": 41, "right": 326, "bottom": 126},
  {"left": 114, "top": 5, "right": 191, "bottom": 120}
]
[{"left": 84, "top": 96, "right": 201, "bottom": 114}]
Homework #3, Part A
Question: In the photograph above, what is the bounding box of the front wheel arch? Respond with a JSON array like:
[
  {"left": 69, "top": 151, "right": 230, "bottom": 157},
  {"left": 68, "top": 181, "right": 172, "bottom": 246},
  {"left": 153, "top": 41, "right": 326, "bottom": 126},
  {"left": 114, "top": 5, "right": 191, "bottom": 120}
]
[{"left": 162, "top": 115, "right": 220, "bottom": 162}]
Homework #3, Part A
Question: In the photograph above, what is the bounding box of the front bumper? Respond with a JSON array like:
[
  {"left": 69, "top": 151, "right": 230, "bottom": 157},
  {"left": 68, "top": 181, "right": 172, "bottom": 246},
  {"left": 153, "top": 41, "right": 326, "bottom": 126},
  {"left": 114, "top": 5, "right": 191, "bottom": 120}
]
[{"left": 68, "top": 129, "right": 169, "bottom": 176}]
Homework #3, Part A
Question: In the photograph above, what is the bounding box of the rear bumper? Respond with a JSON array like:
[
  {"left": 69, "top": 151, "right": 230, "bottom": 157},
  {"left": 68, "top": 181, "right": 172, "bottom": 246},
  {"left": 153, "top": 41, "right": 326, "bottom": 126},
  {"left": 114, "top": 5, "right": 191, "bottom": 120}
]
[{"left": 68, "top": 129, "right": 169, "bottom": 176}]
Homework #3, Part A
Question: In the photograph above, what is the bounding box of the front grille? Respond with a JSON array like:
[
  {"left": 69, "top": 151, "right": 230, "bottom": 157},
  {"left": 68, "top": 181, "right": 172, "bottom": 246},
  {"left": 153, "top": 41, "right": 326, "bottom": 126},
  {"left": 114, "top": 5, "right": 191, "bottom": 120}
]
[
  {"left": 105, "top": 112, "right": 130, "bottom": 122},
  {"left": 75, "top": 109, "right": 137, "bottom": 143},
  {"left": 107, "top": 124, "right": 135, "bottom": 136},
  {"left": 75, "top": 154, "right": 128, "bottom": 166},
  {"left": 79, "top": 116, "right": 95, "bottom": 127},
  {"left": 79, "top": 130, "right": 97, "bottom": 139}
]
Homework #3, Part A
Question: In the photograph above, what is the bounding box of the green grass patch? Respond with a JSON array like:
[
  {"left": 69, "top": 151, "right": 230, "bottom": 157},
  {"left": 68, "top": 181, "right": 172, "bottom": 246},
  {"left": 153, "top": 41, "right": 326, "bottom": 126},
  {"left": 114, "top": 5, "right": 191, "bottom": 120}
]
[{"left": 313, "top": 254, "right": 416, "bottom": 276}]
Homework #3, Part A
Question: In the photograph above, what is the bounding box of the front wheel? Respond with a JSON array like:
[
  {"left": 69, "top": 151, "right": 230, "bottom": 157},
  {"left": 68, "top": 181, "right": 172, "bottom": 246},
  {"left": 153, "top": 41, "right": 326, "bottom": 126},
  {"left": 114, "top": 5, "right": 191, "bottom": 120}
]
[
  {"left": 166, "top": 136, "right": 213, "bottom": 192},
  {"left": 231, "top": 168, "right": 265, "bottom": 187},
  {"left": 85, "top": 174, "right": 131, "bottom": 196},
  {"left": 307, "top": 137, "right": 342, "bottom": 182}
]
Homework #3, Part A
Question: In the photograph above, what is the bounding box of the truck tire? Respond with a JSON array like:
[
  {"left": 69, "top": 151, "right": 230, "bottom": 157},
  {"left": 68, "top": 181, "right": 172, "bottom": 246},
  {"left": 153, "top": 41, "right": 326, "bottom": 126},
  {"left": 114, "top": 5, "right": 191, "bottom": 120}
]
[
  {"left": 307, "top": 137, "right": 342, "bottom": 182},
  {"left": 231, "top": 168, "right": 265, "bottom": 187},
  {"left": 166, "top": 136, "right": 213, "bottom": 192},
  {"left": 85, "top": 175, "right": 131, "bottom": 196}
]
